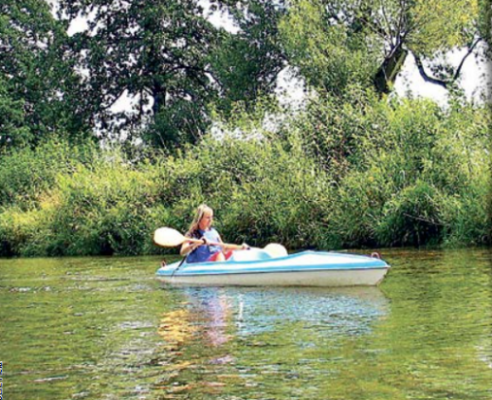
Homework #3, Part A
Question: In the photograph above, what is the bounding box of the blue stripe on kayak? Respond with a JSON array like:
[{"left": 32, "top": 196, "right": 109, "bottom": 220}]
[
  {"left": 159, "top": 267, "right": 389, "bottom": 278},
  {"left": 157, "top": 265, "right": 389, "bottom": 276},
  {"left": 156, "top": 250, "right": 390, "bottom": 277}
]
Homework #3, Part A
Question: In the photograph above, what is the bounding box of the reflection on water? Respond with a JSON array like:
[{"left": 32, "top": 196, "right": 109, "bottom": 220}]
[
  {"left": 176, "top": 286, "right": 388, "bottom": 338},
  {"left": 2, "top": 249, "right": 492, "bottom": 399},
  {"left": 154, "top": 286, "right": 389, "bottom": 398}
]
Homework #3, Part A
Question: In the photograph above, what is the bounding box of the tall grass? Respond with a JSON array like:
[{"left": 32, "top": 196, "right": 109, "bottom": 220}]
[{"left": 0, "top": 93, "right": 489, "bottom": 257}]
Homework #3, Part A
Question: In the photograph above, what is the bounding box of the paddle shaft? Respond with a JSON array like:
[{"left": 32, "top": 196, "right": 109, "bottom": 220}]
[
  {"left": 171, "top": 256, "right": 188, "bottom": 278},
  {"left": 183, "top": 237, "right": 244, "bottom": 251}
]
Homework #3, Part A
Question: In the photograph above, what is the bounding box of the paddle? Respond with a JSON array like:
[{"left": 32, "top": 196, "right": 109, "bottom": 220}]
[
  {"left": 154, "top": 226, "right": 248, "bottom": 278},
  {"left": 153, "top": 227, "right": 245, "bottom": 250}
]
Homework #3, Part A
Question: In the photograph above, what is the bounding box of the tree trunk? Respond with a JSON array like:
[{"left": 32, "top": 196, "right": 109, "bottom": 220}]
[
  {"left": 374, "top": 45, "right": 408, "bottom": 94},
  {"left": 152, "top": 83, "right": 165, "bottom": 116}
]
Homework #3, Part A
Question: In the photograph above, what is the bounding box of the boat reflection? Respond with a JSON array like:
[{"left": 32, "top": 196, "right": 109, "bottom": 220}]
[
  {"left": 159, "top": 286, "right": 389, "bottom": 350},
  {"left": 155, "top": 286, "right": 390, "bottom": 396}
]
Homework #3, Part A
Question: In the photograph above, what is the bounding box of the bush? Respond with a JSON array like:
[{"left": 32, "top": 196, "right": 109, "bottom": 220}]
[
  {"left": 0, "top": 139, "right": 96, "bottom": 209},
  {"left": 0, "top": 94, "right": 489, "bottom": 257},
  {"left": 376, "top": 181, "right": 444, "bottom": 246}
]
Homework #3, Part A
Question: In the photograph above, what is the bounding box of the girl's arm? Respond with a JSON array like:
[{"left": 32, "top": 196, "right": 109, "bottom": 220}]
[
  {"left": 180, "top": 237, "right": 206, "bottom": 256},
  {"left": 216, "top": 232, "right": 249, "bottom": 251}
]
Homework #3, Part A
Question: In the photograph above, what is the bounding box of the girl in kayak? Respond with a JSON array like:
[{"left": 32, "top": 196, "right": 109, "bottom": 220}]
[{"left": 180, "top": 204, "right": 248, "bottom": 263}]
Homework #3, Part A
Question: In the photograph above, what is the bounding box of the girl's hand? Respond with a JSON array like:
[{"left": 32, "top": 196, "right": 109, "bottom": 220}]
[{"left": 186, "top": 238, "right": 205, "bottom": 252}]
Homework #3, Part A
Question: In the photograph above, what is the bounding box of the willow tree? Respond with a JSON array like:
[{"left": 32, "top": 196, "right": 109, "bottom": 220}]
[{"left": 280, "top": 0, "right": 483, "bottom": 94}]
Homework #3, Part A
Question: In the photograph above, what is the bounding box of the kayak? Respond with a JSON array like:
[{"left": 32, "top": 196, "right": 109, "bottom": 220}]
[{"left": 156, "top": 249, "right": 390, "bottom": 287}]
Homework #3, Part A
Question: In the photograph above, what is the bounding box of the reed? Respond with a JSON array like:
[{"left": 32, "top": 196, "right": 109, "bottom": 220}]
[{"left": 0, "top": 94, "right": 489, "bottom": 257}]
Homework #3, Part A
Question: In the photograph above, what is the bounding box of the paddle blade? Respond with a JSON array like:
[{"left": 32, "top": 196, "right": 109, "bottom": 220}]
[
  {"left": 263, "top": 243, "right": 288, "bottom": 258},
  {"left": 154, "top": 227, "right": 187, "bottom": 247}
]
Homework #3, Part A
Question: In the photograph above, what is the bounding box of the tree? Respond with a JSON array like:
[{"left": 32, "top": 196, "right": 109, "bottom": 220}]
[
  {"left": 0, "top": 77, "right": 32, "bottom": 150},
  {"left": 0, "top": 0, "right": 92, "bottom": 148},
  {"left": 279, "top": 0, "right": 483, "bottom": 94},
  {"left": 279, "top": 0, "right": 380, "bottom": 96},
  {"left": 56, "top": 0, "right": 225, "bottom": 149},
  {"left": 209, "top": 0, "right": 287, "bottom": 115}
]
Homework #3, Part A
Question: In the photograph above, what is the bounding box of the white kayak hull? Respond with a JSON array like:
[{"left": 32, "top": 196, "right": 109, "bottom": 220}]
[{"left": 156, "top": 251, "right": 390, "bottom": 287}]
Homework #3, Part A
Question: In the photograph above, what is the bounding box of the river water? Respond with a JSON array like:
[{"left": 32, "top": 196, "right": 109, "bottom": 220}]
[{"left": 1, "top": 248, "right": 492, "bottom": 399}]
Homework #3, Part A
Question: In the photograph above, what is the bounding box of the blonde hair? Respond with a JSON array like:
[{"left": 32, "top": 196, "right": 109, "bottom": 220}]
[{"left": 187, "top": 204, "right": 213, "bottom": 237}]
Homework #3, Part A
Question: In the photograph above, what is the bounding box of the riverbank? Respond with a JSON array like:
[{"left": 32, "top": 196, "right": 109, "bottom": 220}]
[{"left": 0, "top": 95, "right": 489, "bottom": 257}]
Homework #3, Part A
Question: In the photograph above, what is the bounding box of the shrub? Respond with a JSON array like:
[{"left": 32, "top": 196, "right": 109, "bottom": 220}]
[
  {"left": 0, "top": 95, "right": 489, "bottom": 256},
  {"left": 376, "top": 181, "right": 444, "bottom": 246},
  {"left": 0, "top": 139, "right": 96, "bottom": 209}
]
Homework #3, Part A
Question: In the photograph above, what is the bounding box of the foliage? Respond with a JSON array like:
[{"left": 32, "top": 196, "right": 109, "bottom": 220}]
[
  {"left": 279, "top": 0, "right": 482, "bottom": 93},
  {"left": 0, "top": 78, "right": 32, "bottom": 150},
  {"left": 376, "top": 181, "right": 444, "bottom": 247},
  {"left": 1, "top": 0, "right": 487, "bottom": 153},
  {"left": 42, "top": 161, "right": 165, "bottom": 256},
  {"left": 289, "top": 88, "right": 489, "bottom": 248},
  {"left": 210, "top": 0, "right": 287, "bottom": 115},
  {"left": 51, "top": 0, "right": 289, "bottom": 149},
  {"left": 0, "top": 92, "right": 489, "bottom": 257},
  {"left": 0, "top": 139, "right": 97, "bottom": 209},
  {"left": 408, "top": 0, "right": 478, "bottom": 55},
  {"left": 0, "top": 0, "right": 92, "bottom": 146},
  {"left": 0, "top": 1, "right": 490, "bottom": 256},
  {"left": 279, "top": 0, "right": 380, "bottom": 95},
  {"left": 55, "top": 0, "right": 224, "bottom": 149}
]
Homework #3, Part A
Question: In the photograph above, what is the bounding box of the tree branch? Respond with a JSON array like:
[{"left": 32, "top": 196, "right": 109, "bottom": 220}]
[
  {"left": 452, "top": 37, "right": 483, "bottom": 81},
  {"left": 413, "top": 54, "right": 449, "bottom": 88},
  {"left": 413, "top": 37, "right": 483, "bottom": 88},
  {"left": 378, "top": 0, "right": 395, "bottom": 43}
]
